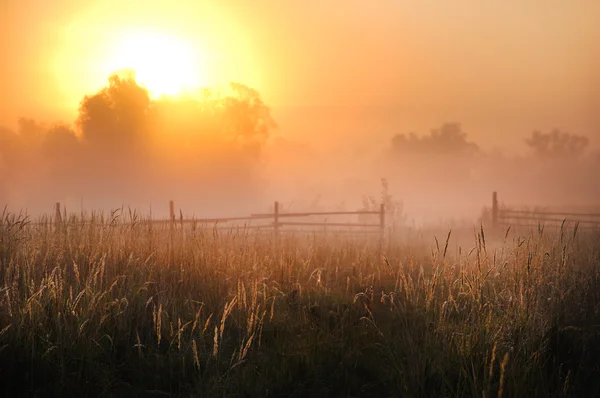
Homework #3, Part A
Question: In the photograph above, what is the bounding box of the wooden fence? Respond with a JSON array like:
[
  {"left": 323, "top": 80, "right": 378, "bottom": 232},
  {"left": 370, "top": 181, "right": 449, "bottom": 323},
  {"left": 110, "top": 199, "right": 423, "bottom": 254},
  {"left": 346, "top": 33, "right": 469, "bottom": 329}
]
[
  {"left": 52, "top": 200, "right": 386, "bottom": 237},
  {"left": 491, "top": 192, "right": 600, "bottom": 230}
]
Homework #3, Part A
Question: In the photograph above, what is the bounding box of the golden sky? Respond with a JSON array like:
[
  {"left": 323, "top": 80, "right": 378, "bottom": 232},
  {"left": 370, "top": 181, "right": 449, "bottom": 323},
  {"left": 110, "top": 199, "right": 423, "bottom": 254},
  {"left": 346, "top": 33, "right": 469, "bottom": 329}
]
[{"left": 1, "top": 0, "right": 599, "bottom": 147}]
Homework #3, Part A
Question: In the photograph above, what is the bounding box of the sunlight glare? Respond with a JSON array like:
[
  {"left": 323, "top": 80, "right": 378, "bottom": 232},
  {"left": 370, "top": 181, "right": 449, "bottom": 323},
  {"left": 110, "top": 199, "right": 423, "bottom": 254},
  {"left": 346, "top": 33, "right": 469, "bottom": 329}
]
[{"left": 108, "top": 31, "right": 205, "bottom": 97}]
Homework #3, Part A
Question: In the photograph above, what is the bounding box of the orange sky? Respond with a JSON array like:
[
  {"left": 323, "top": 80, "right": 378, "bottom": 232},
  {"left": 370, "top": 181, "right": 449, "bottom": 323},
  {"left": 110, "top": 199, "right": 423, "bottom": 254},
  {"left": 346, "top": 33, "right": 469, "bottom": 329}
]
[{"left": 1, "top": 0, "right": 599, "bottom": 150}]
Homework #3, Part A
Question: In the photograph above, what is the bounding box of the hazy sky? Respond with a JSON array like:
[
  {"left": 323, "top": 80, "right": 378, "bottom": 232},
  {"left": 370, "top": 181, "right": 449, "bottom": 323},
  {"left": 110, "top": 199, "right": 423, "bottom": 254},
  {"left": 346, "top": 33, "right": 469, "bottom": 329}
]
[{"left": 1, "top": 0, "right": 599, "bottom": 149}]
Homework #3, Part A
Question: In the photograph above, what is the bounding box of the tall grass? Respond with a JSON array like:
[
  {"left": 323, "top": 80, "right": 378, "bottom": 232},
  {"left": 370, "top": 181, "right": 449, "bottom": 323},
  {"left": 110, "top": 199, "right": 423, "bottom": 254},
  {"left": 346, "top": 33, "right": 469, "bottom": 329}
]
[{"left": 0, "top": 210, "right": 599, "bottom": 397}]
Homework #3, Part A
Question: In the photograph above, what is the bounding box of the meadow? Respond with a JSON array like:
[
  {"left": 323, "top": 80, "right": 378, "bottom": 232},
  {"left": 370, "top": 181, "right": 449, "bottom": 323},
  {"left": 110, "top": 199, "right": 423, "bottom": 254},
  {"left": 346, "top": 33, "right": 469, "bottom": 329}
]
[{"left": 0, "top": 210, "right": 599, "bottom": 397}]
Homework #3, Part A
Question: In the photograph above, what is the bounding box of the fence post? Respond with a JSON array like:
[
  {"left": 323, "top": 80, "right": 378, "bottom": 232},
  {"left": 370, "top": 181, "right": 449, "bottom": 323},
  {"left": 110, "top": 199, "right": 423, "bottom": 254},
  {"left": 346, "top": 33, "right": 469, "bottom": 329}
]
[
  {"left": 55, "top": 202, "right": 62, "bottom": 230},
  {"left": 274, "top": 201, "right": 280, "bottom": 235},
  {"left": 169, "top": 200, "right": 175, "bottom": 223},
  {"left": 492, "top": 192, "right": 498, "bottom": 229}
]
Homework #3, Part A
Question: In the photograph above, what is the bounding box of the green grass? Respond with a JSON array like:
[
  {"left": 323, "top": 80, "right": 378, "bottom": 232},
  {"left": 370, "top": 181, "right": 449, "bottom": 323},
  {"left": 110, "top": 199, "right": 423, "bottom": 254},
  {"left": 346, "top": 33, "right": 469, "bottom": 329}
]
[{"left": 0, "top": 211, "right": 599, "bottom": 397}]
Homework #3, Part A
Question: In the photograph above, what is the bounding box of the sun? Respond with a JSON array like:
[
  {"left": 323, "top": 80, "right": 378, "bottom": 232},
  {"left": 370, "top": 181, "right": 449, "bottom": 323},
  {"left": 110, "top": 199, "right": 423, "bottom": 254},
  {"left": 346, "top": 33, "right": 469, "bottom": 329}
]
[{"left": 107, "top": 30, "right": 206, "bottom": 97}]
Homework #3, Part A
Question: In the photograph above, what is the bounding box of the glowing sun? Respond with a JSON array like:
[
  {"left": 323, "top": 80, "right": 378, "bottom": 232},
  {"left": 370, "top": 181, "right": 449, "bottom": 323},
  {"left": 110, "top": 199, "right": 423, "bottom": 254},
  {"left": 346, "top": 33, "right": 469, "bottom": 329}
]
[{"left": 108, "top": 31, "right": 206, "bottom": 97}]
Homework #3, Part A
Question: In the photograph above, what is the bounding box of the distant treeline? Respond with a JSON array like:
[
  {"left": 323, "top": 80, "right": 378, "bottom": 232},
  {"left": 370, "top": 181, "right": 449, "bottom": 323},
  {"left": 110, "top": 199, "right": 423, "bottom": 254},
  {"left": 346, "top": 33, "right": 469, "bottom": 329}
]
[
  {"left": 0, "top": 72, "right": 275, "bottom": 214},
  {"left": 0, "top": 72, "right": 598, "bottom": 217}
]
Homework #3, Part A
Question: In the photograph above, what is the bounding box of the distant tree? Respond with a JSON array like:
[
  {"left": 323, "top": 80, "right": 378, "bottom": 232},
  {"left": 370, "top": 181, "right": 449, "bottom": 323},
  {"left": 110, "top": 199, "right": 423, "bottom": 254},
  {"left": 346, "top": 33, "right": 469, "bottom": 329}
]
[
  {"left": 17, "top": 117, "right": 45, "bottom": 148},
  {"left": 0, "top": 126, "right": 19, "bottom": 169},
  {"left": 41, "top": 124, "right": 79, "bottom": 164},
  {"left": 219, "top": 83, "right": 277, "bottom": 158},
  {"left": 77, "top": 71, "right": 151, "bottom": 151},
  {"left": 391, "top": 123, "right": 479, "bottom": 157},
  {"left": 36, "top": 124, "right": 80, "bottom": 200},
  {"left": 525, "top": 129, "right": 589, "bottom": 159},
  {"left": 149, "top": 82, "right": 276, "bottom": 161}
]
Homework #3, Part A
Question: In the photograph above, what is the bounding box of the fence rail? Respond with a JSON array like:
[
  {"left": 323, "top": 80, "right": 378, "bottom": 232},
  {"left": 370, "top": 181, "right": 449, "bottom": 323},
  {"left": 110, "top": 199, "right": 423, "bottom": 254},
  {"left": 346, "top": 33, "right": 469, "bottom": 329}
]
[
  {"left": 491, "top": 192, "right": 600, "bottom": 229},
  {"left": 39, "top": 200, "right": 386, "bottom": 238},
  {"left": 250, "top": 210, "right": 380, "bottom": 218},
  {"left": 278, "top": 221, "right": 381, "bottom": 228}
]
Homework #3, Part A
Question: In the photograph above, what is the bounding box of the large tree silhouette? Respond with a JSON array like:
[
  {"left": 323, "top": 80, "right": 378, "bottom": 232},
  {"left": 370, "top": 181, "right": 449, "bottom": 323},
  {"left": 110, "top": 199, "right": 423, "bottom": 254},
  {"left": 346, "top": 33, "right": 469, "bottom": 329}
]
[
  {"left": 1, "top": 70, "right": 277, "bottom": 212},
  {"left": 145, "top": 82, "right": 276, "bottom": 209},
  {"left": 70, "top": 72, "right": 275, "bottom": 210},
  {"left": 149, "top": 82, "right": 276, "bottom": 159},
  {"left": 77, "top": 71, "right": 151, "bottom": 152}
]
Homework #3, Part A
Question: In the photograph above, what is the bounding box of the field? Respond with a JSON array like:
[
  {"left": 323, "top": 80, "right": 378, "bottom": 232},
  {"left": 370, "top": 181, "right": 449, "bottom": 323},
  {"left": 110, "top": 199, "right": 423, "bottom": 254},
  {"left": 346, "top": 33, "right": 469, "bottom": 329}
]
[{"left": 1, "top": 211, "right": 599, "bottom": 397}]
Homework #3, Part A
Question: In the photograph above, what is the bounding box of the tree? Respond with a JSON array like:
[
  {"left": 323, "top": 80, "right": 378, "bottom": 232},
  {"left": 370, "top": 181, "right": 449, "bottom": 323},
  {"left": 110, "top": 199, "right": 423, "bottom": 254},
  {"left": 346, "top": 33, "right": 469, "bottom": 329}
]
[
  {"left": 148, "top": 82, "right": 275, "bottom": 164},
  {"left": 391, "top": 123, "right": 479, "bottom": 157},
  {"left": 17, "top": 118, "right": 45, "bottom": 148},
  {"left": 525, "top": 129, "right": 589, "bottom": 159},
  {"left": 0, "top": 126, "right": 19, "bottom": 171},
  {"left": 77, "top": 71, "right": 151, "bottom": 151},
  {"left": 41, "top": 124, "right": 79, "bottom": 160},
  {"left": 219, "top": 83, "right": 277, "bottom": 158}
]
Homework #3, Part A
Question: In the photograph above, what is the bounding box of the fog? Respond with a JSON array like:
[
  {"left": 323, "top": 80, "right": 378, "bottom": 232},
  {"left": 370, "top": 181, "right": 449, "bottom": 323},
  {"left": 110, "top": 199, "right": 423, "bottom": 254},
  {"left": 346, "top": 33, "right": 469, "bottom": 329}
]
[
  {"left": 1, "top": 1, "right": 599, "bottom": 224},
  {"left": 0, "top": 74, "right": 275, "bottom": 218},
  {"left": 266, "top": 119, "right": 600, "bottom": 226},
  {"left": 0, "top": 71, "right": 598, "bottom": 225}
]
